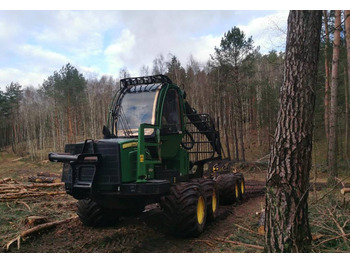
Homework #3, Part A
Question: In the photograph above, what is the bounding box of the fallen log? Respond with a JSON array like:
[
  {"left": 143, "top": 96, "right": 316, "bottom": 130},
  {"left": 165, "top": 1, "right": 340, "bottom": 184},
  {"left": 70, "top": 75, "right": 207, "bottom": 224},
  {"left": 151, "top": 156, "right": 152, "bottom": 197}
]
[
  {"left": 28, "top": 176, "right": 61, "bottom": 184},
  {"left": 36, "top": 172, "right": 61, "bottom": 178},
  {"left": 341, "top": 188, "right": 350, "bottom": 195},
  {"left": 0, "top": 178, "right": 12, "bottom": 184},
  {"left": 0, "top": 184, "right": 18, "bottom": 187},
  {"left": 0, "top": 182, "right": 63, "bottom": 189},
  {"left": 6, "top": 215, "right": 78, "bottom": 251},
  {"left": 0, "top": 191, "right": 66, "bottom": 201},
  {"left": 24, "top": 216, "right": 48, "bottom": 226},
  {"left": 0, "top": 183, "right": 63, "bottom": 194},
  {"left": 29, "top": 182, "right": 64, "bottom": 188},
  {"left": 0, "top": 188, "right": 21, "bottom": 194}
]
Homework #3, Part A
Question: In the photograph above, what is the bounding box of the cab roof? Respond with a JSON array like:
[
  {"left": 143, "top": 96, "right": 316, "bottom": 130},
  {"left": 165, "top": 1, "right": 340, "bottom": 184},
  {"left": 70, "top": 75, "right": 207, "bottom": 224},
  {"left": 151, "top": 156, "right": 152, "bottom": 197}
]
[
  {"left": 127, "top": 84, "right": 162, "bottom": 93},
  {"left": 120, "top": 75, "right": 173, "bottom": 91}
]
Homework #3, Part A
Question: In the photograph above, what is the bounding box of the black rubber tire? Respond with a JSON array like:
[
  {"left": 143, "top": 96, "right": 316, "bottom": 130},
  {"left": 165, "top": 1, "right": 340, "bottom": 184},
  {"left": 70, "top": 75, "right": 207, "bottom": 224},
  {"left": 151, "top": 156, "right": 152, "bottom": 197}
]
[
  {"left": 160, "top": 182, "right": 207, "bottom": 237},
  {"left": 191, "top": 178, "right": 219, "bottom": 221},
  {"left": 215, "top": 173, "right": 240, "bottom": 205},
  {"left": 233, "top": 173, "right": 245, "bottom": 200},
  {"left": 76, "top": 199, "right": 119, "bottom": 227}
]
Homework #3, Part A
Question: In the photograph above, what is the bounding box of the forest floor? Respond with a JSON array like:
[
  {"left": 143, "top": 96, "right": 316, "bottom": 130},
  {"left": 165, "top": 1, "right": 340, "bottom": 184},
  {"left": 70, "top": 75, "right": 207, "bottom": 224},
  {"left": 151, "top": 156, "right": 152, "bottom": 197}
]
[{"left": 0, "top": 151, "right": 349, "bottom": 253}]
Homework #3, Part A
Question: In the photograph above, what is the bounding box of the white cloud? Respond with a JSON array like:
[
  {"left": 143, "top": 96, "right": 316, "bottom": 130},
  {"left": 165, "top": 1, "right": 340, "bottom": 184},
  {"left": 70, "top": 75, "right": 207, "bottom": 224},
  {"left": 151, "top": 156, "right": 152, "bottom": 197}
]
[
  {"left": 0, "top": 68, "right": 45, "bottom": 88},
  {"left": 18, "top": 45, "right": 69, "bottom": 65},
  {"left": 0, "top": 44, "right": 71, "bottom": 88},
  {"left": 104, "top": 29, "right": 136, "bottom": 75},
  {"left": 33, "top": 11, "right": 110, "bottom": 56},
  {"left": 0, "top": 10, "right": 288, "bottom": 90},
  {"left": 238, "top": 10, "right": 288, "bottom": 53},
  {"left": 178, "top": 34, "right": 222, "bottom": 66}
]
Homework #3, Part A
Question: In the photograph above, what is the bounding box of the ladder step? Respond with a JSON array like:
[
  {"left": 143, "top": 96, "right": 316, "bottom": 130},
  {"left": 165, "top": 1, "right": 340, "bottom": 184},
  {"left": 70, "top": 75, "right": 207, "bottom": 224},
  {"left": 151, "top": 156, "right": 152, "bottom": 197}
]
[{"left": 144, "top": 142, "right": 160, "bottom": 147}]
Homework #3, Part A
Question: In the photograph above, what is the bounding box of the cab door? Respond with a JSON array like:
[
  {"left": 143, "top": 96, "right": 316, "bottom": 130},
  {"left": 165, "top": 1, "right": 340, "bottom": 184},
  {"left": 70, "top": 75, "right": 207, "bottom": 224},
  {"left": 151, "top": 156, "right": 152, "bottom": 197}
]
[{"left": 159, "top": 87, "right": 183, "bottom": 159}]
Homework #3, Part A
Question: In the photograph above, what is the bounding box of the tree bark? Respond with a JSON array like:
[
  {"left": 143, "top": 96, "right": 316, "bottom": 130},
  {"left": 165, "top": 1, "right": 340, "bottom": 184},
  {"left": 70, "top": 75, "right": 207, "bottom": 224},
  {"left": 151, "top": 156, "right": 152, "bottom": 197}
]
[
  {"left": 345, "top": 67, "right": 349, "bottom": 158},
  {"left": 67, "top": 93, "right": 73, "bottom": 144},
  {"left": 328, "top": 10, "right": 341, "bottom": 184},
  {"left": 265, "top": 11, "right": 322, "bottom": 252},
  {"left": 345, "top": 10, "right": 350, "bottom": 157},
  {"left": 234, "top": 67, "right": 245, "bottom": 161},
  {"left": 224, "top": 92, "right": 231, "bottom": 160},
  {"left": 324, "top": 11, "right": 330, "bottom": 141}
]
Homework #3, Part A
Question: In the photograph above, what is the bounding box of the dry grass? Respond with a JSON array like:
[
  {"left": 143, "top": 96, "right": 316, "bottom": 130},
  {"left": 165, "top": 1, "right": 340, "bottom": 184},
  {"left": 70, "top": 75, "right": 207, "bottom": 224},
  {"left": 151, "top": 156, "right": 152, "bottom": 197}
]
[{"left": 0, "top": 152, "right": 76, "bottom": 251}]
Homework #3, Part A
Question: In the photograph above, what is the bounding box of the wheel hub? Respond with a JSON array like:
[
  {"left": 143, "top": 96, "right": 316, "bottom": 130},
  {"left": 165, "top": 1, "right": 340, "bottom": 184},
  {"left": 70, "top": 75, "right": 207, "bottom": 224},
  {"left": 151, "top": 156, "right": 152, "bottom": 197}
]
[
  {"left": 197, "top": 196, "right": 205, "bottom": 224},
  {"left": 212, "top": 190, "right": 217, "bottom": 213},
  {"left": 235, "top": 183, "right": 239, "bottom": 199},
  {"left": 241, "top": 180, "right": 245, "bottom": 195}
]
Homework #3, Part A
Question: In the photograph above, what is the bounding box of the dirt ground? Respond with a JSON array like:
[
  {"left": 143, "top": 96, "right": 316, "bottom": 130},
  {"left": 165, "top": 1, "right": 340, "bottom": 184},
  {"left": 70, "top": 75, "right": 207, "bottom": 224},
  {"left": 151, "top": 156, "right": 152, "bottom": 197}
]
[
  {"left": 0, "top": 155, "right": 267, "bottom": 253},
  {"left": 2, "top": 144, "right": 350, "bottom": 254},
  {"left": 2, "top": 152, "right": 349, "bottom": 253},
  {"left": 11, "top": 197, "right": 266, "bottom": 253}
]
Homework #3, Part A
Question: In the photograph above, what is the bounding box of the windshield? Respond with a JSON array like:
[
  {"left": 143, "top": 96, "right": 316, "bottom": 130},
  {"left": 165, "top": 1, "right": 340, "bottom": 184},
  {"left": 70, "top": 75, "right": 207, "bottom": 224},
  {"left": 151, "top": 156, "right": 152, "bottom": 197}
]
[{"left": 115, "top": 89, "right": 158, "bottom": 136}]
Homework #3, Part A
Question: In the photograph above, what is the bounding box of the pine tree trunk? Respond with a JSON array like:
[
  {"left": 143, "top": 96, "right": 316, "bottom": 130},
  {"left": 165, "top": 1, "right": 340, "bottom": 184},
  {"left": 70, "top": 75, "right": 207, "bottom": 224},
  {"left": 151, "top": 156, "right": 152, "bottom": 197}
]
[
  {"left": 265, "top": 11, "right": 322, "bottom": 253},
  {"left": 236, "top": 84, "right": 245, "bottom": 161},
  {"left": 345, "top": 10, "right": 350, "bottom": 158},
  {"left": 324, "top": 11, "right": 330, "bottom": 141},
  {"left": 328, "top": 10, "right": 341, "bottom": 184},
  {"left": 226, "top": 96, "right": 232, "bottom": 160},
  {"left": 345, "top": 67, "right": 349, "bottom": 158},
  {"left": 224, "top": 92, "right": 231, "bottom": 160},
  {"left": 233, "top": 121, "right": 239, "bottom": 161},
  {"left": 67, "top": 93, "right": 73, "bottom": 144},
  {"left": 224, "top": 128, "right": 231, "bottom": 160}
]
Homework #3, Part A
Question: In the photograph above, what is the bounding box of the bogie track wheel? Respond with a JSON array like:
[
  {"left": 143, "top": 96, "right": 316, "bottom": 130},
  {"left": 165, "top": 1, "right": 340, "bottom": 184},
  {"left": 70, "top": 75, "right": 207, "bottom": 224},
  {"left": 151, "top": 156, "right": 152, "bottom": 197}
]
[
  {"left": 191, "top": 178, "right": 219, "bottom": 221},
  {"left": 234, "top": 173, "right": 245, "bottom": 200},
  {"left": 160, "top": 182, "right": 207, "bottom": 237},
  {"left": 77, "top": 199, "right": 119, "bottom": 227},
  {"left": 215, "top": 173, "right": 240, "bottom": 205}
]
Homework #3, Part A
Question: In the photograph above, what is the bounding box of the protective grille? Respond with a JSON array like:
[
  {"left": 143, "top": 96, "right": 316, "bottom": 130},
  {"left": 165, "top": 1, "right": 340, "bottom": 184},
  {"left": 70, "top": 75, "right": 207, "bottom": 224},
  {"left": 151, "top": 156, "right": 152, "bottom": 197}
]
[{"left": 77, "top": 166, "right": 95, "bottom": 182}]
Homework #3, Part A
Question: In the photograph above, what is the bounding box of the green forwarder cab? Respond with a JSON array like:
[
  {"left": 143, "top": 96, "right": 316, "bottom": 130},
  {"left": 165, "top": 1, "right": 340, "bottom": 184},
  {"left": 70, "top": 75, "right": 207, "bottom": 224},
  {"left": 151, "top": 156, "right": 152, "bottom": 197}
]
[{"left": 49, "top": 75, "right": 244, "bottom": 237}]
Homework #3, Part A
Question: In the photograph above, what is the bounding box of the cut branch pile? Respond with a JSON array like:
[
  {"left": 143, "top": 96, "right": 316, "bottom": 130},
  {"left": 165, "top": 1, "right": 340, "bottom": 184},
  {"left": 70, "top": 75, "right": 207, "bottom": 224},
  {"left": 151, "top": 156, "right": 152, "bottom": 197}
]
[
  {"left": 0, "top": 173, "right": 65, "bottom": 202},
  {"left": 311, "top": 205, "right": 350, "bottom": 251}
]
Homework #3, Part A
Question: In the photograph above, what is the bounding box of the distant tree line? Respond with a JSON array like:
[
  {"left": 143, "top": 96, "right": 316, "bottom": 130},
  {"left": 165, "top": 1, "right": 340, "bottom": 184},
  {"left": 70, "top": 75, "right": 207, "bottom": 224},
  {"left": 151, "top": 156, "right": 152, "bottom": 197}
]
[{"left": 0, "top": 28, "right": 283, "bottom": 162}]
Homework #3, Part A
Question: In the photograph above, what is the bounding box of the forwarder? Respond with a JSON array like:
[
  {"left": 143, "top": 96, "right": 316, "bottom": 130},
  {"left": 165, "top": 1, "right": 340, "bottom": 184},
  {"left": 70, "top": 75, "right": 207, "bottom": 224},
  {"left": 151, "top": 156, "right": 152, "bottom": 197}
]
[{"left": 49, "top": 75, "right": 245, "bottom": 237}]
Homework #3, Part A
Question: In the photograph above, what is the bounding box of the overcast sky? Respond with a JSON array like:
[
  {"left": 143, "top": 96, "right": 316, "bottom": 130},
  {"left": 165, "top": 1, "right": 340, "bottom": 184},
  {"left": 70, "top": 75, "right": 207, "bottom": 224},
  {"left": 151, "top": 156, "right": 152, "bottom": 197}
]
[{"left": 0, "top": 10, "right": 289, "bottom": 90}]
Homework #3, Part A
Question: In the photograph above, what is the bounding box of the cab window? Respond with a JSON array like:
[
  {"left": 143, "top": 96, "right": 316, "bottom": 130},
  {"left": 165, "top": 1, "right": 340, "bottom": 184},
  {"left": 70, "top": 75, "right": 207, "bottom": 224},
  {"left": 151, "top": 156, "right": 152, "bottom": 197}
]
[{"left": 161, "top": 89, "right": 181, "bottom": 133}]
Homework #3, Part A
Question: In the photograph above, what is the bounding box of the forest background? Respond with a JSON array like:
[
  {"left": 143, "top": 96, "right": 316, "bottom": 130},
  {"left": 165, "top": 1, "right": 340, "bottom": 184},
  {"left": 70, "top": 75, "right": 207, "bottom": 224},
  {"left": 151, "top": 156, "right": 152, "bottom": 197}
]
[{"left": 0, "top": 11, "right": 349, "bottom": 181}]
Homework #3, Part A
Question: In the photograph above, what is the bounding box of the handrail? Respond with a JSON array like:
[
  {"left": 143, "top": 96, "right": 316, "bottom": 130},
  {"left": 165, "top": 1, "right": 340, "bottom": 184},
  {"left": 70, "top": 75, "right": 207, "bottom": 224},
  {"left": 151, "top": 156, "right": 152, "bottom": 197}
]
[{"left": 136, "top": 123, "right": 161, "bottom": 182}]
